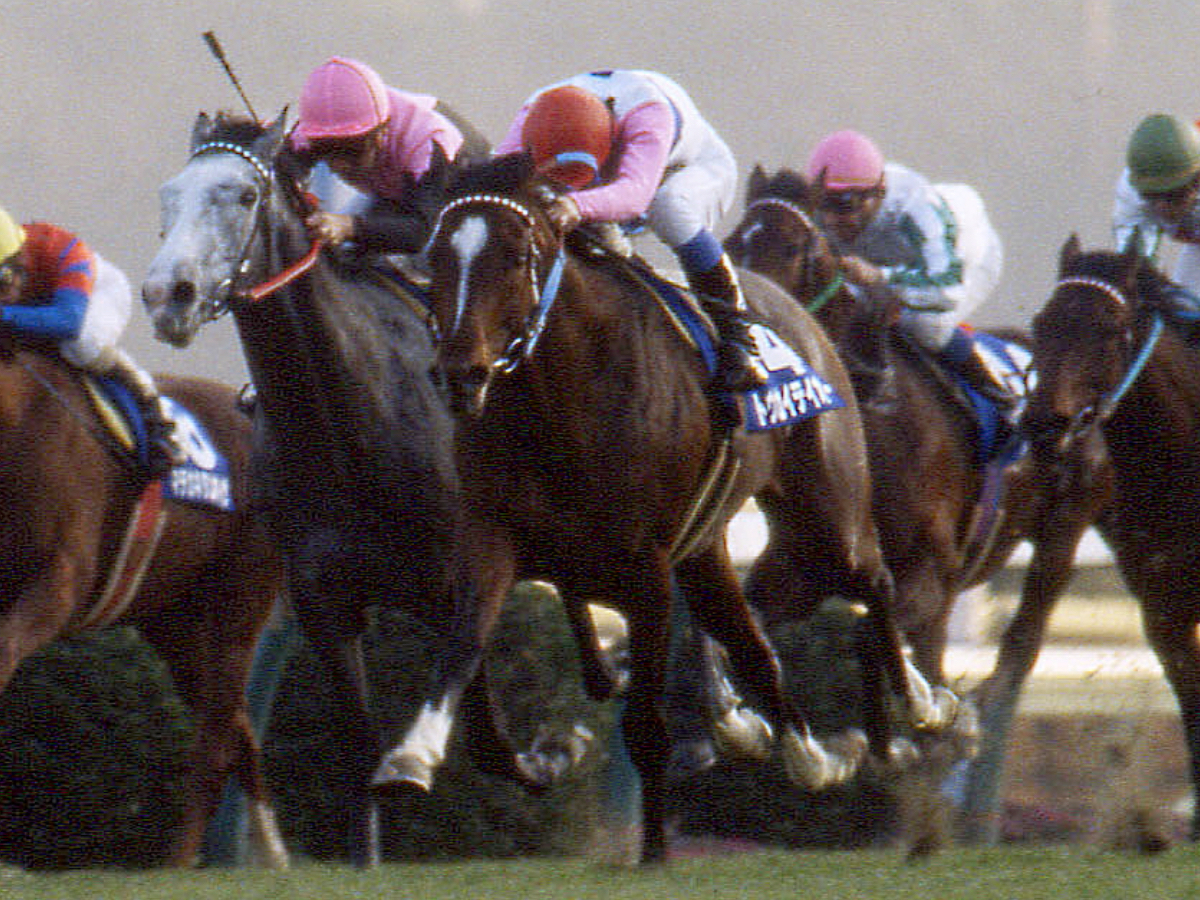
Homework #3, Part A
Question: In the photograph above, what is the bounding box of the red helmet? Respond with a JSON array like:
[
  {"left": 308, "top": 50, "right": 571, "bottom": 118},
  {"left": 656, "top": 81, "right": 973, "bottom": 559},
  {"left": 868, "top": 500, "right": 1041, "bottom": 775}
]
[{"left": 521, "top": 85, "right": 615, "bottom": 190}]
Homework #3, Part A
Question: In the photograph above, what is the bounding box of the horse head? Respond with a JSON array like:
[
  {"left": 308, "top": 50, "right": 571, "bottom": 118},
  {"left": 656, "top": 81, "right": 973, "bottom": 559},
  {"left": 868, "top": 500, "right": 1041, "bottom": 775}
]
[
  {"left": 143, "top": 110, "right": 291, "bottom": 347},
  {"left": 426, "top": 153, "right": 565, "bottom": 417},
  {"left": 1023, "top": 234, "right": 1151, "bottom": 456},
  {"left": 725, "top": 165, "right": 857, "bottom": 339}
]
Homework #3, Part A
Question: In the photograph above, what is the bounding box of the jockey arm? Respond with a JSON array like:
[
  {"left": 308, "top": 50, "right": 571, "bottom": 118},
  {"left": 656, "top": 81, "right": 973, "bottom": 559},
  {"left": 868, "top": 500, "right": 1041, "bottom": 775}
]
[
  {"left": 879, "top": 195, "right": 966, "bottom": 314},
  {"left": 569, "top": 102, "right": 674, "bottom": 224},
  {"left": 495, "top": 99, "right": 675, "bottom": 225},
  {"left": 0, "top": 223, "right": 91, "bottom": 341}
]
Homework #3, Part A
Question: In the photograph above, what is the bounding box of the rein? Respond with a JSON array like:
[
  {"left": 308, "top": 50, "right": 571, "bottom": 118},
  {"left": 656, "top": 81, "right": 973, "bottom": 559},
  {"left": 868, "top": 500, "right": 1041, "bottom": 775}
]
[
  {"left": 1053, "top": 275, "right": 1164, "bottom": 449},
  {"left": 189, "top": 140, "right": 324, "bottom": 310},
  {"left": 744, "top": 196, "right": 844, "bottom": 314},
  {"left": 430, "top": 193, "right": 567, "bottom": 373}
]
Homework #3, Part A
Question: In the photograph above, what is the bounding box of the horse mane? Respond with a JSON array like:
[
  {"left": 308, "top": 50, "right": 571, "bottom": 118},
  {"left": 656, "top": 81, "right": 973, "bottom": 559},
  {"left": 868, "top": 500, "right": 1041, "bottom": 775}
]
[
  {"left": 199, "top": 111, "right": 266, "bottom": 146},
  {"left": 448, "top": 151, "right": 540, "bottom": 199}
]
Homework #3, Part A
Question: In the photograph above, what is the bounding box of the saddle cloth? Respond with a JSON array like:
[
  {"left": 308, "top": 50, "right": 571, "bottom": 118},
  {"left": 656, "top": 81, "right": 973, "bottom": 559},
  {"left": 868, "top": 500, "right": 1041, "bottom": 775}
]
[
  {"left": 614, "top": 257, "right": 847, "bottom": 432},
  {"left": 85, "top": 376, "right": 234, "bottom": 511}
]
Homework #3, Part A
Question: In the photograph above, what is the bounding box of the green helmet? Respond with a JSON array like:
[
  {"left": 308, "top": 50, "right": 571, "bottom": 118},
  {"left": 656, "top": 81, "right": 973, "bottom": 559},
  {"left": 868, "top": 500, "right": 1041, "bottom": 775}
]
[{"left": 1127, "top": 113, "right": 1200, "bottom": 194}]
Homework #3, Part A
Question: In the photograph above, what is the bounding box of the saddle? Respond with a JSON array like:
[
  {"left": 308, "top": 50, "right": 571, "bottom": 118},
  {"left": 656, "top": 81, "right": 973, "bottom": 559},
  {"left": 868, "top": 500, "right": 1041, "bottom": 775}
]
[
  {"left": 892, "top": 330, "right": 1027, "bottom": 465},
  {"left": 565, "top": 231, "right": 847, "bottom": 434}
]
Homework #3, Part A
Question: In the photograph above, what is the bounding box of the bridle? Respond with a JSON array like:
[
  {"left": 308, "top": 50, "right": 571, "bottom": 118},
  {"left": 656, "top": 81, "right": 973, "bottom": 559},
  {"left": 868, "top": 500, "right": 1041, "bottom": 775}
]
[
  {"left": 741, "top": 196, "right": 845, "bottom": 314},
  {"left": 187, "top": 140, "right": 323, "bottom": 320},
  {"left": 427, "top": 193, "right": 567, "bottom": 375},
  {"left": 1046, "top": 275, "right": 1164, "bottom": 452}
]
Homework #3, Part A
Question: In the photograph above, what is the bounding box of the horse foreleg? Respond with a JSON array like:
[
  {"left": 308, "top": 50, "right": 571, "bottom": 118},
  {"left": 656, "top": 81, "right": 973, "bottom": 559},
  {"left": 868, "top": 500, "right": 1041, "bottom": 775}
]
[
  {"left": 374, "top": 552, "right": 512, "bottom": 795},
  {"left": 677, "top": 545, "right": 867, "bottom": 791},
  {"left": 1140, "top": 607, "right": 1200, "bottom": 841},
  {"left": 613, "top": 562, "right": 674, "bottom": 865},
  {"left": 958, "top": 516, "right": 1090, "bottom": 844}
]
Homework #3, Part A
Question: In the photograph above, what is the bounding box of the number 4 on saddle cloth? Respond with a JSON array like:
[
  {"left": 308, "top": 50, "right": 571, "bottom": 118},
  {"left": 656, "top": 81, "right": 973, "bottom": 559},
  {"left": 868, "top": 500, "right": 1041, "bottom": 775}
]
[
  {"left": 84, "top": 375, "right": 235, "bottom": 512},
  {"left": 630, "top": 267, "right": 847, "bottom": 432}
]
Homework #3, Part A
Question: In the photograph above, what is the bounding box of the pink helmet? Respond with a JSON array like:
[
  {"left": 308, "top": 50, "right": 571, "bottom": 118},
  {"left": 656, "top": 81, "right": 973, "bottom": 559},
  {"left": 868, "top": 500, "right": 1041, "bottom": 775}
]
[
  {"left": 295, "top": 57, "right": 390, "bottom": 142},
  {"left": 806, "top": 129, "right": 885, "bottom": 190}
]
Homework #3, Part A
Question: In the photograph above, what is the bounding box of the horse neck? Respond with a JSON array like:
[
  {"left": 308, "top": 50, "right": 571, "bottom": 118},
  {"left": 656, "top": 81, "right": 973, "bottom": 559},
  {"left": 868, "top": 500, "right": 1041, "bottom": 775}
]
[
  {"left": 231, "top": 203, "right": 394, "bottom": 463},
  {"left": 1109, "top": 333, "right": 1200, "bottom": 456},
  {"left": 506, "top": 260, "right": 700, "bottom": 429}
]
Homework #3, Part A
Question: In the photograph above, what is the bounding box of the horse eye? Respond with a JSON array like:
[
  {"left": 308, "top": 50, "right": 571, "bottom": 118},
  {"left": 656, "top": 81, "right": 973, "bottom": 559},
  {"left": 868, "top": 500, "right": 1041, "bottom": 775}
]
[{"left": 238, "top": 187, "right": 258, "bottom": 207}]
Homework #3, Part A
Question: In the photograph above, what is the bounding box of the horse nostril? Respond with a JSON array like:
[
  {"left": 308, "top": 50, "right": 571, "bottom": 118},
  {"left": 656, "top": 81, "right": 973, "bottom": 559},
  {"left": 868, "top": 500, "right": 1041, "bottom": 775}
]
[{"left": 170, "top": 281, "right": 198, "bottom": 307}]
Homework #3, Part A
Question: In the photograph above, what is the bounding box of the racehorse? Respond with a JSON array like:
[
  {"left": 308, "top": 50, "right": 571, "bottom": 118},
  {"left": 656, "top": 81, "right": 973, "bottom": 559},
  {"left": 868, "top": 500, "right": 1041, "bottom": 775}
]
[
  {"left": 0, "top": 336, "right": 288, "bottom": 868},
  {"left": 142, "top": 112, "right": 569, "bottom": 865},
  {"left": 1022, "top": 235, "right": 1200, "bottom": 840},
  {"left": 407, "top": 152, "right": 957, "bottom": 864},
  {"left": 726, "top": 167, "right": 1115, "bottom": 841}
]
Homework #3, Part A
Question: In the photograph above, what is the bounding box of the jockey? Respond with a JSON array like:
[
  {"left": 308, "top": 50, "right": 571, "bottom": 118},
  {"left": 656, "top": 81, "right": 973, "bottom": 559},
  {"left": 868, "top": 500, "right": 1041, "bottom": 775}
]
[
  {"left": 0, "top": 207, "right": 184, "bottom": 474},
  {"left": 1113, "top": 113, "right": 1200, "bottom": 334},
  {"left": 805, "top": 129, "right": 1011, "bottom": 410},
  {"left": 493, "top": 69, "right": 767, "bottom": 393},
  {"left": 289, "top": 56, "right": 490, "bottom": 254}
]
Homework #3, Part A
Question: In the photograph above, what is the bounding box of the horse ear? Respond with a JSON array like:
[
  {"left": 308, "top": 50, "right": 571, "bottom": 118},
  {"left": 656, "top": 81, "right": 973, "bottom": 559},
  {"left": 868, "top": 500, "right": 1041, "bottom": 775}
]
[
  {"left": 748, "top": 164, "right": 767, "bottom": 201},
  {"left": 191, "top": 112, "right": 215, "bottom": 152},
  {"left": 252, "top": 108, "right": 290, "bottom": 161},
  {"left": 1058, "top": 233, "right": 1082, "bottom": 274},
  {"left": 811, "top": 167, "right": 829, "bottom": 209}
]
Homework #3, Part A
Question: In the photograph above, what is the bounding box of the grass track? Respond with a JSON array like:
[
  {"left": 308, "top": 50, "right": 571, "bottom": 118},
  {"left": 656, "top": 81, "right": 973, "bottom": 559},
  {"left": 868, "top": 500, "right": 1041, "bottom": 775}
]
[{"left": 4, "top": 846, "right": 1200, "bottom": 900}]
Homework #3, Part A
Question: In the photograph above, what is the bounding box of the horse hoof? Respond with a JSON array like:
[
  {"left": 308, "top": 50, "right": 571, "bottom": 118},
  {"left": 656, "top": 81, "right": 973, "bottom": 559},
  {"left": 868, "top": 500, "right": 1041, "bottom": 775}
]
[
  {"left": 781, "top": 726, "right": 866, "bottom": 791},
  {"left": 711, "top": 706, "right": 774, "bottom": 761},
  {"left": 370, "top": 752, "right": 434, "bottom": 794},
  {"left": 918, "top": 686, "right": 961, "bottom": 733},
  {"left": 886, "top": 736, "right": 922, "bottom": 770}
]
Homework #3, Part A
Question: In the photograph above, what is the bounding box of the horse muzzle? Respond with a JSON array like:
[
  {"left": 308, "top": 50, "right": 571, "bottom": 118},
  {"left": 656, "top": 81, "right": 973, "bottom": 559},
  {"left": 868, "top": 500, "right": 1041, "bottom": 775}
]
[{"left": 444, "top": 364, "right": 494, "bottom": 419}]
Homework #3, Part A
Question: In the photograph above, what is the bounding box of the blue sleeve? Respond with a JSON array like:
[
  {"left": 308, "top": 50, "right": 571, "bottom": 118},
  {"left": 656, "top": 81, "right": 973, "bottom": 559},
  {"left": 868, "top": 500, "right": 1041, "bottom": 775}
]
[{"left": 0, "top": 287, "right": 88, "bottom": 341}]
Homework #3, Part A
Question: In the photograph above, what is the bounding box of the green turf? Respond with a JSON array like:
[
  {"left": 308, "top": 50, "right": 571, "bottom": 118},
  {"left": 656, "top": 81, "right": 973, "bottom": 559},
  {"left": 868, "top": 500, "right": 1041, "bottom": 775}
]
[{"left": 3, "top": 845, "right": 1200, "bottom": 900}]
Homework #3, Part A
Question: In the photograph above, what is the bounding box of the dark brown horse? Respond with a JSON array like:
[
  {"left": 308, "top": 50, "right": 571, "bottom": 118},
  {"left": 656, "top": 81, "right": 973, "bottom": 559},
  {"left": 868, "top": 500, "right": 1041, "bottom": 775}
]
[
  {"left": 143, "top": 113, "right": 571, "bottom": 866},
  {"left": 1023, "top": 236, "right": 1200, "bottom": 839},
  {"left": 726, "top": 167, "right": 1115, "bottom": 841},
  {"left": 0, "top": 337, "right": 287, "bottom": 867},
  {"left": 406, "top": 153, "right": 959, "bottom": 864}
]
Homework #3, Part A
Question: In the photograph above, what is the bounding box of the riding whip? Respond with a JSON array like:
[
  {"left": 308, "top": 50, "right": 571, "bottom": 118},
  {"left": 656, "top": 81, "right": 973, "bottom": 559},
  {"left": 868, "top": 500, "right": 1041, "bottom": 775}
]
[{"left": 202, "top": 30, "right": 260, "bottom": 123}]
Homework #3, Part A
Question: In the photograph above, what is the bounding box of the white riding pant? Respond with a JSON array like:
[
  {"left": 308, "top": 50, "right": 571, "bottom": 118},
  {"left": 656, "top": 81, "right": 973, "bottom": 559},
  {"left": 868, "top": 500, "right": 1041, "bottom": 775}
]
[
  {"left": 644, "top": 132, "right": 738, "bottom": 249},
  {"left": 58, "top": 254, "right": 133, "bottom": 370}
]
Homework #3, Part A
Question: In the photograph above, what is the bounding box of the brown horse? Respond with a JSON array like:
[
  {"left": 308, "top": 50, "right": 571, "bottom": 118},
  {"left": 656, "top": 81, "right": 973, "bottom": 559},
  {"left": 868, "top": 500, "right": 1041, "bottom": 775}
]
[
  {"left": 726, "top": 167, "right": 1115, "bottom": 841},
  {"left": 1023, "top": 235, "right": 1200, "bottom": 840},
  {"left": 400, "top": 153, "right": 959, "bottom": 864},
  {"left": 0, "top": 335, "right": 287, "bottom": 867}
]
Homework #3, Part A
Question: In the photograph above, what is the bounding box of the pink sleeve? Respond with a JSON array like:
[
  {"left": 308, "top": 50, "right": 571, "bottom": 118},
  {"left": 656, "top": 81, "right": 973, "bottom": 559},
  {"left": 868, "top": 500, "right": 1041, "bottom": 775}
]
[
  {"left": 570, "top": 101, "right": 674, "bottom": 224},
  {"left": 493, "top": 104, "right": 532, "bottom": 156}
]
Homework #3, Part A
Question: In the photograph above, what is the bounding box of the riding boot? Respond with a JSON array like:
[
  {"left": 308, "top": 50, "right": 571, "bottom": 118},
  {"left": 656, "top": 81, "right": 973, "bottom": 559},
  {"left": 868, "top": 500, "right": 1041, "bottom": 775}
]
[
  {"left": 687, "top": 254, "right": 769, "bottom": 392},
  {"left": 106, "top": 349, "right": 187, "bottom": 475},
  {"left": 941, "top": 333, "right": 1017, "bottom": 414}
]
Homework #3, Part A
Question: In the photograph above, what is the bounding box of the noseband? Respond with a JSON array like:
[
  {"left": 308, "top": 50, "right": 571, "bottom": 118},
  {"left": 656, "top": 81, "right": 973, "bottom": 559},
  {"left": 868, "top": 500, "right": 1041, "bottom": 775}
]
[{"left": 429, "top": 193, "right": 567, "bottom": 374}]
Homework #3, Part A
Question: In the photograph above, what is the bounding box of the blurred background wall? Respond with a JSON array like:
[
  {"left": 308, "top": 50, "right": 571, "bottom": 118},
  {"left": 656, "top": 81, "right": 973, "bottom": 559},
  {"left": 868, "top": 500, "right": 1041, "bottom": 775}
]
[{"left": 1, "top": 0, "right": 1189, "bottom": 384}]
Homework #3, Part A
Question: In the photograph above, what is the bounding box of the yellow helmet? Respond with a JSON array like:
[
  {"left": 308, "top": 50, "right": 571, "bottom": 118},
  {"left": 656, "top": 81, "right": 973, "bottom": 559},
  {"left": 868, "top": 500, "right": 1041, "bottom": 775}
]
[{"left": 0, "top": 207, "right": 25, "bottom": 261}]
